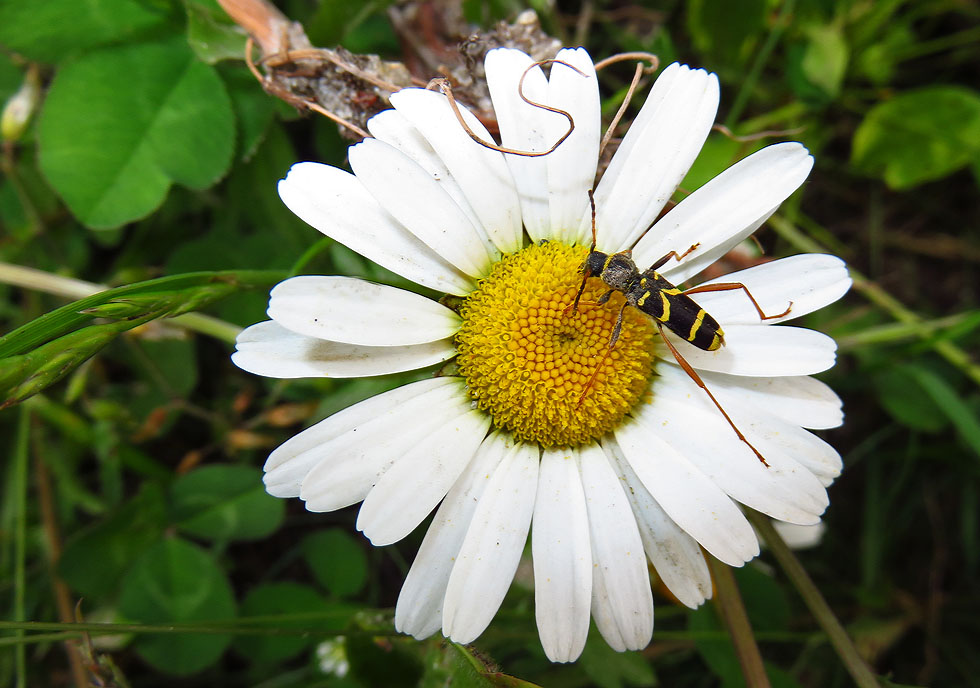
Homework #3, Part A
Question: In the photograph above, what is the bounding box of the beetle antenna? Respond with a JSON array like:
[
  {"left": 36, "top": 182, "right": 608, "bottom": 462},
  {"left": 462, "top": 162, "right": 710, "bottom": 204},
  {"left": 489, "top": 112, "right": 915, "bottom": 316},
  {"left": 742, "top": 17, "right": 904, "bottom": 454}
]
[{"left": 588, "top": 189, "right": 597, "bottom": 250}]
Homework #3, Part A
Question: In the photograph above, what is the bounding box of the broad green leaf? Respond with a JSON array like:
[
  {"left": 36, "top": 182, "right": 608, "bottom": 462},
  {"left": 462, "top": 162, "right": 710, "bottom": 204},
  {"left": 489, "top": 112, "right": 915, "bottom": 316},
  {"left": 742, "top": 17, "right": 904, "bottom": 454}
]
[
  {"left": 302, "top": 529, "right": 369, "bottom": 598},
  {"left": 37, "top": 39, "right": 235, "bottom": 229},
  {"left": 0, "top": 0, "right": 173, "bottom": 63},
  {"left": 119, "top": 537, "right": 236, "bottom": 675},
  {"left": 686, "top": 0, "right": 766, "bottom": 69},
  {"left": 58, "top": 484, "right": 167, "bottom": 598},
  {"left": 801, "top": 24, "right": 849, "bottom": 100},
  {"left": 232, "top": 582, "right": 340, "bottom": 664},
  {"left": 346, "top": 633, "right": 425, "bottom": 688},
  {"left": 580, "top": 626, "right": 655, "bottom": 688},
  {"left": 171, "top": 464, "right": 285, "bottom": 541},
  {"left": 185, "top": 0, "right": 248, "bottom": 64},
  {"left": 852, "top": 86, "right": 980, "bottom": 189}
]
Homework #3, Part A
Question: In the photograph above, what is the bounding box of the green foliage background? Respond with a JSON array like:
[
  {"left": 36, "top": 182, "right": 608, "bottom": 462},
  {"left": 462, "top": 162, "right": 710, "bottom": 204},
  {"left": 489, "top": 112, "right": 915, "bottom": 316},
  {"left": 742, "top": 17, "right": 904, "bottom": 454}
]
[{"left": 1, "top": 0, "right": 979, "bottom": 686}]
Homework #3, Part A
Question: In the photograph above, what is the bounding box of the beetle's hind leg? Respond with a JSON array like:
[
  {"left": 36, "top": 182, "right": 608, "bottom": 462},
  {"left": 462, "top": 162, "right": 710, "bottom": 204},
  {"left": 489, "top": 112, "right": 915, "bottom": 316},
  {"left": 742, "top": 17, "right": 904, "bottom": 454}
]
[{"left": 682, "top": 282, "right": 792, "bottom": 321}]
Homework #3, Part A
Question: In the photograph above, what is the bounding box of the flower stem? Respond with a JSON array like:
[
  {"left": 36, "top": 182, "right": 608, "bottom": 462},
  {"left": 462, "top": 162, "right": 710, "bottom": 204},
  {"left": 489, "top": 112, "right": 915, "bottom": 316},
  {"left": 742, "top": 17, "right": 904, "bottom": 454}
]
[
  {"left": 706, "top": 554, "right": 771, "bottom": 688},
  {"left": 747, "top": 511, "right": 882, "bottom": 688}
]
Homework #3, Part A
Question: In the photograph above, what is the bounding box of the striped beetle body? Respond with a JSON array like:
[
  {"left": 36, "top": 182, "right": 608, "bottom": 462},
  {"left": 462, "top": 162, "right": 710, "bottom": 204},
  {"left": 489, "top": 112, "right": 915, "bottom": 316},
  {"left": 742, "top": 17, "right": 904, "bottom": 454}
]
[
  {"left": 573, "top": 191, "right": 792, "bottom": 467},
  {"left": 584, "top": 250, "right": 723, "bottom": 351}
]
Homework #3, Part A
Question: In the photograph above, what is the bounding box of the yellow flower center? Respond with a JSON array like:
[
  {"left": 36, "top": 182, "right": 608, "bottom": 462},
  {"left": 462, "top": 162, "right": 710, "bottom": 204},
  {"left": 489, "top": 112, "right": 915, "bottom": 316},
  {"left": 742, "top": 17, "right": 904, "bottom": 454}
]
[{"left": 455, "top": 242, "right": 658, "bottom": 448}]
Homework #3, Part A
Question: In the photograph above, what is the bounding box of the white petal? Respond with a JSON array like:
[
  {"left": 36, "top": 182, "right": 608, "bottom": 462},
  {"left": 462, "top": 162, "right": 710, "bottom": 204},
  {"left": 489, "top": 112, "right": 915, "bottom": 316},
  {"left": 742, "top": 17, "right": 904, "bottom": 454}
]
[
  {"left": 662, "top": 324, "right": 838, "bottom": 377},
  {"left": 547, "top": 48, "right": 601, "bottom": 245},
  {"left": 653, "top": 366, "right": 844, "bottom": 487},
  {"left": 485, "top": 48, "right": 552, "bottom": 241},
  {"left": 687, "top": 254, "right": 852, "bottom": 326},
  {"left": 603, "top": 437, "right": 712, "bottom": 609},
  {"left": 390, "top": 88, "right": 523, "bottom": 254},
  {"left": 443, "top": 442, "right": 539, "bottom": 643},
  {"left": 532, "top": 447, "right": 592, "bottom": 663},
  {"left": 580, "top": 443, "right": 653, "bottom": 652},
  {"left": 278, "top": 162, "right": 473, "bottom": 295},
  {"left": 263, "top": 377, "right": 460, "bottom": 498},
  {"left": 656, "top": 362, "right": 843, "bottom": 431},
  {"left": 615, "top": 419, "right": 759, "bottom": 566},
  {"left": 349, "top": 139, "right": 496, "bottom": 278},
  {"left": 356, "top": 408, "right": 491, "bottom": 546},
  {"left": 395, "top": 432, "right": 511, "bottom": 639},
  {"left": 267, "top": 276, "right": 460, "bottom": 346},
  {"left": 233, "top": 321, "right": 454, "bottom": 379},
  {"left": 771, "top": 520, "right": 826, "bottom": 549},
  {"left": 367, "top": 109, "right": 494, "bottom": 252},
  {"left": 637, "top": 382, "right": 830, "bottom": 524},
  {"left": 637, "top": 143, "right": 814, "bottom": 282},
  {"left": 591, "top": 64, "right": 720, "bottom": 252}
]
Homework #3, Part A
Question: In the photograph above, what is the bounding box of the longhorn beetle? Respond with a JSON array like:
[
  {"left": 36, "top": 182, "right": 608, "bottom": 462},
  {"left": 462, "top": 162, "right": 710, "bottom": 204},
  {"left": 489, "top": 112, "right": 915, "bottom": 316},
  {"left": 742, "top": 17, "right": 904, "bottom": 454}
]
[{"left": 572, "top": 191, "right": 792, "bottom": 467}]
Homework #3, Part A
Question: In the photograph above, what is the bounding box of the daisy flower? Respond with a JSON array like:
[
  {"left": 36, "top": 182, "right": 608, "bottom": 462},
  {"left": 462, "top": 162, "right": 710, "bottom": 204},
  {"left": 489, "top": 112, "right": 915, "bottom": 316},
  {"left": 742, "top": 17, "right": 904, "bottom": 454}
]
[{"left": 233, "top": 47, "right": 851, "bottom": 662}]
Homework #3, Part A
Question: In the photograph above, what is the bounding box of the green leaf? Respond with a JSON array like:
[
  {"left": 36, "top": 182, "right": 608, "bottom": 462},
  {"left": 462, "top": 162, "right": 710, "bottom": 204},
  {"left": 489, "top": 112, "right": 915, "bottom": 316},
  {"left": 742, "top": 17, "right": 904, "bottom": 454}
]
[
  {"left": 171, "top": 464, "right": 285, "bottom": 541},
  {"left": 686, "top": 0, "right": 766, "bottom": 69},
  {"left": 0, "top": 270, "right": 282, "bottom": 406},
  {"left": 302, "top": 529, "right": 369, "bottom": 598},
  {"left": 0, "top": 0, "right": 174, "bottom": 63},
  {"left": 902, "top": 365, "right": 980, "bottom": 460},
  {"left": 800, "top": 24, "right": 849, "bottom": 100},
  {"left": 58, "top": 484, "right": 167, "bottom": 598},
  {"left": 119, "top": 537, "right": 236, "bottom": 675},
  {"left": 232, "top": 582, "right": 338, "bottom": 664},
  {"left": 852, "top": 86, "right": 980, "bottom": 189},
  {"left": 185, "top": 0, "right": 248, "bottom": 64},
  {"left": 37, "top": 39, "right": 235, "bottom": 229},
  {"left": 580, "top": 626, "right": 656, "bottom": 688},
  {"left": 873, "top": 365, "right": 949, "bottom": 433}
]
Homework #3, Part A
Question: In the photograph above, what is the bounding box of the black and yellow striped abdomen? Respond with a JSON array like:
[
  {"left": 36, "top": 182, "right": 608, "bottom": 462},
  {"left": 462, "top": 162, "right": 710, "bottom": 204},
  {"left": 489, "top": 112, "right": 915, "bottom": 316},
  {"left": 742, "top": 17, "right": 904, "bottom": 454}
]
[{"left": 632, "top": 271, "right": 724, "bottom": 351}]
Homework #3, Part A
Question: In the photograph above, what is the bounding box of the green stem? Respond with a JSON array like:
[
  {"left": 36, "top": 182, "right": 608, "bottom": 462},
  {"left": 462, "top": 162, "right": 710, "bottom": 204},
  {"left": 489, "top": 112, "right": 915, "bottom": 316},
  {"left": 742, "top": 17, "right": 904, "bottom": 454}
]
[
  {"left": 725, "top": 0, "right": 796, "bottom": 128},
  {"left": 768, "top": 214, "right": 980, "bottom": 388},
  {"left": 836, "top": 312, "right": 979, "bottom": 351},
  {"left": 747, "top": 512, "right": 881, "bottom": 688},
  {"left": 706, "top": 555, "right": 771, "bottom": 688},
  {"left": 12, "top": 408, "right": 29, "bottom": 688}
]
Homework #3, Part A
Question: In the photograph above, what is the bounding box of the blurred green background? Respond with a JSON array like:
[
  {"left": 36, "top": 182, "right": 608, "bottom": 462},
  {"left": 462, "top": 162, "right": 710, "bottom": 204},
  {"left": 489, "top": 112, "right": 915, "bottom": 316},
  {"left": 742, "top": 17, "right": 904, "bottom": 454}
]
[{"left": 1, "top": 0, "right": 978, "bottom": 686}]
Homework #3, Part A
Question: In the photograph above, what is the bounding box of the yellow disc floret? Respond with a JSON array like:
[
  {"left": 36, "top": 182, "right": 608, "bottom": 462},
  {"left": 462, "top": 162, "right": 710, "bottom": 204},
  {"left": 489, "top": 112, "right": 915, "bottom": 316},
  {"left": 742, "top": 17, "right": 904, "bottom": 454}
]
[{"left": 455, "top": 242, "right": 658, "bottom": 448}]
